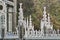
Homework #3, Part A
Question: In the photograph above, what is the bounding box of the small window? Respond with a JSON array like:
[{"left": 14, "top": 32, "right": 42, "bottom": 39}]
[{"left": 0, "top": 5, "right": 3, "bottom": 10}]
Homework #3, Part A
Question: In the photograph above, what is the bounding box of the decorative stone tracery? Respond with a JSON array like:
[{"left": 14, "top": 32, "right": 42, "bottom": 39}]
[{"left": 0, "top": 0, "right": 7, "bottom": 34}]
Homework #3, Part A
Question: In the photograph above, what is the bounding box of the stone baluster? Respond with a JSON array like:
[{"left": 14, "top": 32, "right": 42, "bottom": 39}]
[
  {"left": 53, "top": 29, "right": 56, "bottom": 36},
  {"left": 39, "top": 30, "right": 41, "bottom": 37},
  {"left": 57, "top": 29, "right": 59, "bottom": 36},
  {"left": 32, "top": 29, "right": 34, "bottom": 37},
  {"left": 15, "top": 27, "right": 18, "bottom": 35},
  {"left": 57, "top": 29, "right": 59, "bottom": 34},
  {"left": 36, "top": 30, "right": 37, "bottom": 37}
]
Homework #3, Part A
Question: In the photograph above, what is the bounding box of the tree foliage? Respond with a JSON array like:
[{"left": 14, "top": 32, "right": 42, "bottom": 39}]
[{"left": 18, "top": 0, "right": 60, "bottom": 30}]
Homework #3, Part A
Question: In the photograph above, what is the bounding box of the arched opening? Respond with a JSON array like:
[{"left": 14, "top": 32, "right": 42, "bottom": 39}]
[{"left": 0, "top": 5, "right": 3, "bottom": 10}]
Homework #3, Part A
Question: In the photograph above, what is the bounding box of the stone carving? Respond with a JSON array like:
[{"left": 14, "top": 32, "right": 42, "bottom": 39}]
[
  {"left": 22, "top": 6, "right": 60, "bottom": 39},
  {"left": 0, "top": 0, "right": 7, "bottom": 35},
  {"left": 0, "top": 0, "right": 6, "bottom": 13}
]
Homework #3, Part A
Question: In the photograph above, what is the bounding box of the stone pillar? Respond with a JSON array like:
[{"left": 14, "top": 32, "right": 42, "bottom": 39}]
[
  {"left": 13, "top": 0, "right": 17, "bottom": 28},
  {"left": 36, "top": 30, "right": 37, "bottom": 37},
  {"left": 8, "top": 13, "right": 12, "bottom": 32},
  {"left": 8, "top": 8, "right": 12, "bottom": 32},
  {"left": 18, "top": 3, "right": 24, "bottom": 40}
]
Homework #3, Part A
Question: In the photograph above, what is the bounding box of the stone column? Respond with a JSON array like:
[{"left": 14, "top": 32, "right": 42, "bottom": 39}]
[
  {"left": 57, "top": 29, "right": 59, "bottom": 35},
  {"left": 13, "top": 0, "right": 17, "bottom": 27},
  {"left": 8, "top": 7, "right": 13, "bottom": 32},
  {"left": 36, "top": 30, "right": 37, "bottom": 37}
]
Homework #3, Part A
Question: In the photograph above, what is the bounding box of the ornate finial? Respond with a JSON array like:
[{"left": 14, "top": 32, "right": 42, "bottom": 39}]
[
  {"left": 20, "top": 3, "right": 22, "bottom": 8},
  {"left": 43, "top": 7, "right": 47, "bottom": 21},
  {"left": 19, "top": 3, "right": 23, "bottom": 12},
  {"left": 44, "top": 7, "right": 46, "bottom": 15},
  {"left": 48, "top": 13, "right": 49, "bottom": 17},
  {"left": 44, "top": 7, "right": 46, "bottom": 11},
  {"left": 48, "top": 13, "right": 50, "bottom": 19},
  {"left": 48, "top": 13, "right": 50, "bottom": 21}
]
